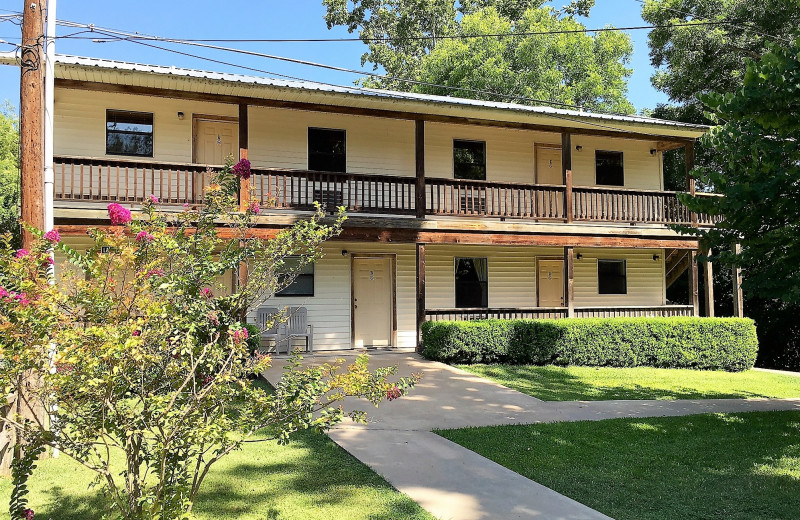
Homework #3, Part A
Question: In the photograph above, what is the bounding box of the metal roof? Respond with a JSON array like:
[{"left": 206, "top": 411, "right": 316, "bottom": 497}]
[{"left": 0, "top": 52, "right": 709, "bottom": 138}]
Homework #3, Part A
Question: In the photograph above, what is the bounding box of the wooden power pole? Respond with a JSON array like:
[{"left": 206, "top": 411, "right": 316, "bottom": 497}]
[{"left": 19, "top": 0, "right": 45, "bottom": 247}]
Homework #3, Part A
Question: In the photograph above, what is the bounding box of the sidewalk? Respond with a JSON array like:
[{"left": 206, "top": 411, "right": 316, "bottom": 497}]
[{"left": 262, "top": 352, "right": 800, "bottom": 520}]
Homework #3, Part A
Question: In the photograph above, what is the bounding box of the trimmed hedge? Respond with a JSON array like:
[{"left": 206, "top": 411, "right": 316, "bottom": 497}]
[{"left": 421, "top": 317, "right": 758, "bottom": 371}]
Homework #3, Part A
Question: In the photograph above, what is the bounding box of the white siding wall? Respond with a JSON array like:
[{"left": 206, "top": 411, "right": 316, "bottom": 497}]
[{"left": 571, "top": 135, "right": 663, "bottom": 190}]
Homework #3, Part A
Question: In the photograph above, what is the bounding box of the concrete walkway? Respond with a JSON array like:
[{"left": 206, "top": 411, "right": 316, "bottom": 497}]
[{"left": 262, "top": 352, "right": 800, "bottom": 520}]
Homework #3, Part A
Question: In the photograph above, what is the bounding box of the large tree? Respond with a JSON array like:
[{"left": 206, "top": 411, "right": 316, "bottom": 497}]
[
  {"left": 323, "top": 0, "right": 634, "bottom": 113},
  {"left": 0, "top": 104, "right": 19, "bottom": 248}
]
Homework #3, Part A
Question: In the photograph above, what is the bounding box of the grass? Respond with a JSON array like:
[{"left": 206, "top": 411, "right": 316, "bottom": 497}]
[
  {"left": 0, "top": 429, "right": 433, "bottom": 520},
  {"left": 458, "top": 364, "right": 800, "bottom": 401},
  {"left": 438, "top": 411, "right": 800, "bottom": 520}
]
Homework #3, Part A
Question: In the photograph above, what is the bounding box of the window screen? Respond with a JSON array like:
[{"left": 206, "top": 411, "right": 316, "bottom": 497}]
[
  {"left": 598, "top": 259, "right": 627, "bottom": 294},
  {"left": 595, "top": 150, "right": 624, "bottom": 186},
  {"left": 455, "top": 257, "right": 488, "bottom": 308},
  {"left": 106, "top": 110, "right": 153, "bottom": 157},
  {"left": 454, "top": 140, "right": 487, "bottom": 181},
  {"left": 308, "top": 128, "right": 346, "bottom": 172},
  {"left": 275, "top": 257, "right": 315, "bottom": 297}
]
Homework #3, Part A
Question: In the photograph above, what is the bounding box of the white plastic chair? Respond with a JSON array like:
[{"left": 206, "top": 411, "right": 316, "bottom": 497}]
[
  {"left": 285, "top": 306, "right": 313, "bottom": 353},
  {"left": 256, "top": 307, "right": 283, "bottom": 353}
]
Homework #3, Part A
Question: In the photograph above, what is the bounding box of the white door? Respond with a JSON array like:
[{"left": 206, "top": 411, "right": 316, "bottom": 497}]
[
  {"left": 536, "top": 146, "right": 563, "bottom": 185},
  {"left": 194, "top": 119, "right": 238, "bottom": 165},
  {"left": 538, "top": 259, "right": 564, "bottom": 307},
  {"left": 352, "top": 257, "right": 393, "bottom": 348}
]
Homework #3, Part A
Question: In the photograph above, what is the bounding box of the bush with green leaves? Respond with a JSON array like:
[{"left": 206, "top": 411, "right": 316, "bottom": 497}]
[
  {"left": 0, "top": 159, "right": 419, "bottom": 520},
  {"left": 422, "top": 317, "right": 757, "bottom": 371}
]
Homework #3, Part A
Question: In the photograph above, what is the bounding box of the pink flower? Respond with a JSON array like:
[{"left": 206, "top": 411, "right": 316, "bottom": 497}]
[
  {"left": 24, "top": 508, "right": 34, "bottom": 520},
  {"left": 135, "top": 231, "right": 155, "bottom": 243},
  {"left": 230, "top": 328, "right": 248, "bottom": 344},
  {"left": 43, "top": 256, "right": 54, "bottom": 266},
  {"left": 201, "top": 287, "right": 213, "bottom": 298},
  {"left": 207, "top": 311, "right": 220, "bottom": 326},
  {"left": 146, "top": 268, "right": 165, "bottom": 278},
  {"left": 386, "top": 386, "right": 402, "bottom": 401},
  {"left": 232, "top": 158, "right": 251, "bottom": 180},
  {"left": 0, "top": 287, "right": 8, "bottom": 299},
  {"left": 14, "top": 292, "right": 30, "bottom": 306},
  {"left": 183, "top": 203, "right": 190, "bottom": 209},
  {"left": 149, "top": 194, "right": 160, "bottom": 204},
  {"left": 15, "top": 248, "right": 30, "bottom": 258},
  {"left": 248, "top": 200, "right": 261, "bottom": 214},
  {"left": 43, "top": 229, "right": 60, "bottom": 244},
  {"left": 132, "top": 330, "right": 141, "bottom": 337},
  {"left": 107, "top": 203, "right": 132, "bottom": 226}
]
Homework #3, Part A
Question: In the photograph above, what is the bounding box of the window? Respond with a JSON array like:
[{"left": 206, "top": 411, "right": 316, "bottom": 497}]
[
  {"left": 455, "top": 257, "right": 488, "bottom": 308},
  {"left": 453, "top": 140, "right": 486, "bottom": 180},
  {"left": 595, "top": 150, "right": 624, "bottom": 186},
  {"left": 275, "top": 257, "right": 315, "bottom": 297},
  {"left": 598, "top": 259, "right": 627, "bottom": 294},
  {"left": 308, "top": 128, "right": 346, "bottom": 172},
  {"left": 106, "top": 110, "right": 154, "bottom": 157}
]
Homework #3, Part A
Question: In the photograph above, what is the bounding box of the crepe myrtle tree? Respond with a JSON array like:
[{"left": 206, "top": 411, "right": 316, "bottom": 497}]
[{"left": 0, "top": 159, "right": 419, "bottom": 520}]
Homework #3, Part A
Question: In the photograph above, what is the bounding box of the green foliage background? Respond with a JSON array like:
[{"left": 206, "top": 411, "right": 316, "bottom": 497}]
[{"left": 0, "top": 103, "right": 19, "bottom": 248}]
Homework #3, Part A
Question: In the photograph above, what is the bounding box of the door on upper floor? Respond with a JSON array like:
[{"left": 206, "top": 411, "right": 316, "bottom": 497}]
[
  {"left": 535, "top": 144, "right": 563, "bottom": 185},
  {"left": 538, "top": 259, "right": 564, "bottom": 307},
  {"left": 193, "top": 117, "right": 238, "bottom": 165}
]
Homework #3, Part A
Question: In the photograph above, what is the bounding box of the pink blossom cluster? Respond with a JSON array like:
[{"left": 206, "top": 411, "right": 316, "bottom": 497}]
[
  {"left": 201, "top": 287, "right": 213, "bottom": 298},
  {"left": 146, "top": 268, "right": 165, "bottom": 278},
  {"left": 0, "top": 286, "right": 31, "bottom": 306},
  {"left": 248, "top": 200, "right": 261, "bottom": 214},
  {"left": 135, "top": 231, "right": 155, "bottom": 243},
  {"left": 386, "top": 386, "right": 402, "bottom": 401},
  {"left": 132, "top": 330, "right": 141, "bottom": 337},
  {"left": 233, "top": 158, "right": 251, "bottom": 180},
  {"left": 149, "top": 194, "right": 160, "bottom": 204},
  {"left": 43, "top": 229, "right": 60, "bottom": 244},
  {"left": 24, "top": 508, "right": 34, "bottom": 520},
  {"left": 230, "top": 327, "right": 248, "bottom": 344},
  {"left": 107, "top": 203, "right": 132, "bottom": 225},
  {"left": 15, "top": 248, "right": 29, "bottom": 258}
]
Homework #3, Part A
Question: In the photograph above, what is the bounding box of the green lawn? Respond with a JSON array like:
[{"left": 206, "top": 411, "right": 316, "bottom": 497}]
[
  {"left": 458, "top": 365, "right": 800, "bottom": 401},
  {"left": 438, "top": 411, "right": 800, "bottom": 520},
  {"left": 0, "top": 429, "right": 433, "bottom": 520}
]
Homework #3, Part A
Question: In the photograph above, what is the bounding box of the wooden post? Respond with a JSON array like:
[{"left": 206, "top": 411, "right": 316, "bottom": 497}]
[
  {"left": 732, "top": 243, "right": 744, "bottom": 318},
  {"left": 564, "top": 246, "right": 574, "bottom": 317},
  {"left": 702, "top": 248, "right": 714, "bottom": 317},
  {"left": 19, "top": 0, "right": 45, "bottom": 248},
  {"left": 689, "top": 249, "right": 700, "bottom": 316},
  {"left": 238, "top": 103, "right": 249, "bottom": 292},
  {"left": 416, "top": 242, "right": 426, "bottom": 351},
  {"left": 562, "top": 133, "right": 572, "bottom": 223},
  {"left": 415, "top": 120, "right": 426, "bottom": 219},
  {"left": 685, "top": 141, "right": 697, "bottom": 227}
]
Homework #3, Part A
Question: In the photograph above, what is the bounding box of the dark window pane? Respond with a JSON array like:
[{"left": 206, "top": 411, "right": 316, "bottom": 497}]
[
  {"left": 455, "top": 257, "right": 488, "bottom": 308},
  {"left": 276, "top": 257, "right": 315, "bottom": 297},
  {"left": 596, "top": 150, "right": 624, "bottom": 186},
  {"left": 309, "top": 128, "right": 346, "bottom": 172},
  {"left": 106, "top": 110, "right": 153, "bottom": 157},
  {"left": 598, "top": 259, "right": 627, "bottom": 294},
  {"left": 454, "top": 140, "right": 486, "bottom": 180}
]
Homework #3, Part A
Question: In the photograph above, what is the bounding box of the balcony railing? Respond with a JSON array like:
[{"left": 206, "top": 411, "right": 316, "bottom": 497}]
[
  {"left": 54, "top": 157, "right": 719, "bottom": 226},
  {"left": 424, "top": 305, "right": 695, "bottom": 321}
]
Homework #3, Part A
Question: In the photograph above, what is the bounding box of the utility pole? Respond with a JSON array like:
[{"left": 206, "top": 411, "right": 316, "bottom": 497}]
[{"left": 19, "top": 0, "right": 45, "bottom": 248}]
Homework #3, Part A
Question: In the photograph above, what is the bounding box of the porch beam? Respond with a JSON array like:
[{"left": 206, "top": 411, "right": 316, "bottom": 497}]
[
  {"left": 415, "top": 120, "right": 426, "bottom": 219},
  {"left": 238, "top": 103, "right": 249, "bottom": 292},
  {"left": 689, "top": 249, "right": 699, "bottom": 316},
  {"left": 685, "top": 141, "right": 697, "bottom": 227},
  {"left": 732, "top": 243, "right": 744, "bottom": 318},
  {"left": 55, "top": 224, "right": 702, "bottom": 249},
  {"left": 56, "top": 79, "right": 698, "bottom": 145},
  {"left": 564, "top": 246, "right": 574, "bottom": 317},
  {"left": 703, "top": 248, "right": 714, "bottom": 317},
  {"left": 416, "top": 242, "right": 426, "bottom": 351}
]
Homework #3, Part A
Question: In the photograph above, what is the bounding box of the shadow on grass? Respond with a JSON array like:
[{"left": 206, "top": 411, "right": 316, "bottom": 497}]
[
  {"left": 439, "top": 410, "right": 800, "bottom": 520},
  {"left": 461, "top": 364, "right": 794, "bottom": 401}
]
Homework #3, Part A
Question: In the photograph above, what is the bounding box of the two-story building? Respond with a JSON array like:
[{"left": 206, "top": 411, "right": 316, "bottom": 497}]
[{"left": 33, "top": 55, "right": 725, "bottom": 351}]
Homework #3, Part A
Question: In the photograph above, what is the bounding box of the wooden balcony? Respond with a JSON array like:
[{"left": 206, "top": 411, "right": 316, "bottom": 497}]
[
  {"left": 424, "top": 305, "right": 695, "bottom": 322},
  {"left": 54, "top": 156, "right": 718, "bottom": 227}
]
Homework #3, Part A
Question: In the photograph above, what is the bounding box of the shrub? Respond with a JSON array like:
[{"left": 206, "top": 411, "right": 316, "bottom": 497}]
[{"left": 421, "top": 317, "right": 758, "bottom": 371}]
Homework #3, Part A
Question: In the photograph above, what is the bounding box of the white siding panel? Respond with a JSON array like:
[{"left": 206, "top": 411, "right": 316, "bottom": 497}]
[
  {"left": 570, "top": 136, "right": 663, "bottom": 190},
  {"left": 573, "top": 248, "right": 666, "bottom": 306}
]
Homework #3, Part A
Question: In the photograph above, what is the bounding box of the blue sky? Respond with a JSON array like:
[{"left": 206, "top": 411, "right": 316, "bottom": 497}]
[{"left": 0, "top": 0, "right": 669, "bottom": 113}]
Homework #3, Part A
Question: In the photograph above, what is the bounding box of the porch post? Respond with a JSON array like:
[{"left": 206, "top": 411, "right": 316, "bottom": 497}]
[
  {"left": 416, "top": 242, "right": 426, "bottom": 351},
  {"left": 415, "top": 120, "right": 426, "bottom": 219},
  {"left": 689, "top": 249, "right": 700, "bottom": 316},
  {"left": 238, "top": 103, "right": 249, "bottom": 293},
  {"left": 702, "top": 247, "right": 714, "bottom": 317},
  {"left": 562, "top": 132, "right": 573, "bottom": 223},
  {"left": 685, "top": 141, "right": 697, "bottom": 227},
  {"left": 732, "top": 243, "right": 744, "bottom": 318},
  {"left": 564, "top": 246, "right": 574, "bottom": 317}
]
